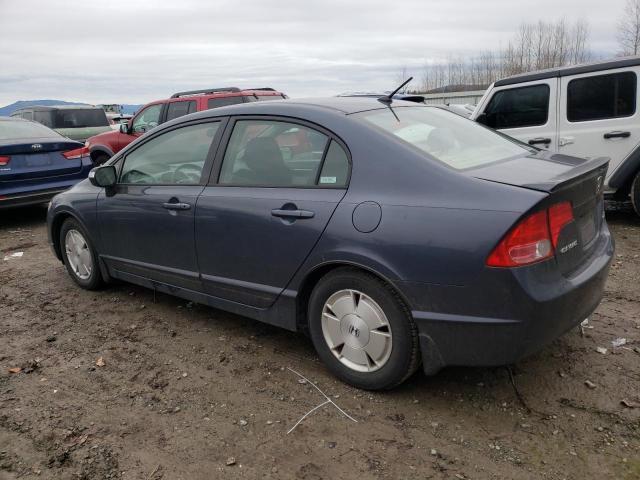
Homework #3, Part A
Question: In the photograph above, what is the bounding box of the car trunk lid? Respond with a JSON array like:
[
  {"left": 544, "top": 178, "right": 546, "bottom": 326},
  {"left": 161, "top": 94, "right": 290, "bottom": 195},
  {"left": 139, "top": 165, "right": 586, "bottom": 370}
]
[
  {"left": 470, "top": 151, "right": 609, "bottom": 275},
  {"left": 0, "top": 138, "right": 85, "bottom": 182}
]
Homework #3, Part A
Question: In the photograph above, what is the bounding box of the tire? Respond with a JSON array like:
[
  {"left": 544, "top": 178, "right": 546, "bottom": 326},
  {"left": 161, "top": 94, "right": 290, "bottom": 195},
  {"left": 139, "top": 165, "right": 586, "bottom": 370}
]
[
  {"left": 631, "top": 171, "right": 640, "bottom": 217},
  {"left": 307, "top": 268, "right": 420, "bottom": 390},
  {"left": 59, "top": 218, "right": 103, "bottom": 290},
  {"left": 92, "top": 153, "right": 110, "bottom": 166}
]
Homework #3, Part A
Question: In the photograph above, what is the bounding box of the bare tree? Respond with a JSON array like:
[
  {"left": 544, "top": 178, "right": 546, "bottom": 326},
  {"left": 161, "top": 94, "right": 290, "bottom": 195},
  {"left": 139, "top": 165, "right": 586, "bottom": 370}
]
[
  {"left": 618, "top": 0, "right": 640, "bottom": 55},
  {"left": 413, "top": 18, "right": 592, "bottom": 93}
]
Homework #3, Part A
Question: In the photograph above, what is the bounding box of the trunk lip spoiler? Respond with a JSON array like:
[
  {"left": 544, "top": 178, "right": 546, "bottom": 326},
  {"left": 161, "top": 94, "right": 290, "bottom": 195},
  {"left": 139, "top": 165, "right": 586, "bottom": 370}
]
[
  {"left": 471, "top": 156, "right": 610, "bottom": 193},
  {"left": 523, "top": 156, "right": 609, "bottom": 193}
]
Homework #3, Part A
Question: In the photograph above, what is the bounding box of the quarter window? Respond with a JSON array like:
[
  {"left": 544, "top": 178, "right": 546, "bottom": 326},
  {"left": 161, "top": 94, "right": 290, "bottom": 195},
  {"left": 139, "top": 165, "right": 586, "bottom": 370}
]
[
  {"left": 318, "top": 141, "right": 349, "bottom": 187},
  {"left": 483, "top": 85, "right": 550, "bottom": 129},
  {"left": 166, "top": 100, "right": 196, "bottom": 121},
  {"left": 219, "top": 120, "right": 348, "bottom": 187},
  {"left": 132, "top": 104, "right": 163, "bottom": 134},
  {"left": 567, "top": 72, "right": 636, "bottom": 122},
  {"left": 119, "top": 122, "right": 219, "bottom": 185}
]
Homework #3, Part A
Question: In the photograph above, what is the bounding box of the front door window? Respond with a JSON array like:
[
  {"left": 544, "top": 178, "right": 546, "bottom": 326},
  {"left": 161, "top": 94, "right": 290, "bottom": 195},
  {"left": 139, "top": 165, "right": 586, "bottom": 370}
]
[{"left": 131, "top": 104, "right": 163, "bottom": 134}]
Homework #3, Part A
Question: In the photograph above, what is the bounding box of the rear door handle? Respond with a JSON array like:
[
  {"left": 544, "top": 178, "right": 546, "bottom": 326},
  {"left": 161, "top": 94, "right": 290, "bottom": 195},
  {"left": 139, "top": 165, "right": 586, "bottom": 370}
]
[
  {"left": 163, "top": 202, "right": 191, "bottom": 210},
  {"left": 528, "top": 137, "right": 552, "bottom": 146},
  {"left": 604, "top": 131, "right": 630, "bottom": 139},
  {"left": 271, "top": 208, "right": 315, "bottom": 219}
]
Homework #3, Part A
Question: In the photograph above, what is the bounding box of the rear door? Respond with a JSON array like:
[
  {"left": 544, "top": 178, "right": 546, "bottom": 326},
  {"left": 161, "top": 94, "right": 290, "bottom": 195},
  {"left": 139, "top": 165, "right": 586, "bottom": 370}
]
[
  {"left": 478, "top": 79, "right": 558, "bottom": 150},
  {"left": 195, "top": 117, "right": 351, "bottom": 308},
  {"left": 557, "top": 69, "right": 639, "bottom": 188}
]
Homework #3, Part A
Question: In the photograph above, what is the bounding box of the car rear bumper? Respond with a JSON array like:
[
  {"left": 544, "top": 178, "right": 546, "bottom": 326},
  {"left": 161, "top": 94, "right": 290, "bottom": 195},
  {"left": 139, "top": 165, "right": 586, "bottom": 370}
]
[{"left": 404, "top": 226, "right": 614, "bottom": 374}]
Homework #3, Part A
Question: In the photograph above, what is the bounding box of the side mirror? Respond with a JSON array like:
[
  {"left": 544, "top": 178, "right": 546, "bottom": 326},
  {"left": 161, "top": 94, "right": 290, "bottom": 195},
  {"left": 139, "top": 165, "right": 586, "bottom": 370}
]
[
  {"left": 119, "top": 123, "right": 129, "bottom": 134},
  {"left": 89, "top": 165, "right": 117, "bottom": 188}
]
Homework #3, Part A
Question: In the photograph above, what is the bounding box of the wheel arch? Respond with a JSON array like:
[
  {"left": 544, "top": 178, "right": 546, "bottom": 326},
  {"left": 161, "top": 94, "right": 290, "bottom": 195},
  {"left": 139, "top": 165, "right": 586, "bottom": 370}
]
[
  {"left": 608, "top": 146, "right": 640, "bottom": 199},
  {"left": 50, "top": 210, "right": 92, "bottom": 261},
  {"left": 295, "top": 261, "right": 413, "bottom": 332},
  {"left": 89, "top": 145, "right": 114, "bottom": 163}
]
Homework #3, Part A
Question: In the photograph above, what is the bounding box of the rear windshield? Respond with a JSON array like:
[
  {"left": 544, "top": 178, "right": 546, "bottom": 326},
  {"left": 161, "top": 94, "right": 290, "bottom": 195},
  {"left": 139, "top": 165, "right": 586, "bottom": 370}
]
[
  {"left": 0, "top": 120, "right": 62, "bottom": 140},
  {"left": 355, "top": 106, "right": 533, "bottom": 169},
  {"left": 207, "top": 97, "right": 245, "bottom": 109},
  {"left": 52, "top": 109, "right": 109, "bottom": 128},
  {"left": 245, "top": 95, "right": 285, "bottom": 102}
]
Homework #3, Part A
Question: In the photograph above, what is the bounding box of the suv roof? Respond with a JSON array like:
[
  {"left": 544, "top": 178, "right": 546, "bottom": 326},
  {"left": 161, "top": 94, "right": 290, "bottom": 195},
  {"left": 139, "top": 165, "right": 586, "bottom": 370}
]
[
  {"left": 170, "top": 87, "right": 282, "bottom": 99},
  {"left": 494, "top": 55, "right": 640, "bottom": 87},
  {"left": 13, "top": 104, "right": 97, "bottom": 112}
]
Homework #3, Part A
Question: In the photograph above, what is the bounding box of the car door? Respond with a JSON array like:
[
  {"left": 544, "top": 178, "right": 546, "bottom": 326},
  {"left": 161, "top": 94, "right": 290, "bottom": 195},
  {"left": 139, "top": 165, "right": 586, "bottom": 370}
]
[
  {"left": 477, "top": 80, "right": 558, "bottom": 150},
  {"left": 195, "top": 117, "right": 351, "bottom": 308},
  {"left": 97, "top": 119, "right": 225, "bottom": 289},
  {"left": 557, "top": 69, "right": 640, "bottom": 188}
]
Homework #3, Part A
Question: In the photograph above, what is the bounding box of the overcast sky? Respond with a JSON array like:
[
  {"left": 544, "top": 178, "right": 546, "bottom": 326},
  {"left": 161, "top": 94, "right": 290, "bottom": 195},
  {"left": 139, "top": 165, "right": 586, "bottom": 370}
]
[{"left": 0, "top": 0, "right": 627, "bottom": 106}]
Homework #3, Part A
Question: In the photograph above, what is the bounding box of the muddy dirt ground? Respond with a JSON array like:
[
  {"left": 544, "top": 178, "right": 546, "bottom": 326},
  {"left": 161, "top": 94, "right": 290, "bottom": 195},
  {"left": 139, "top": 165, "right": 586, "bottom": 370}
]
[{"left": 0, "top": 204, "right": 639, "bottom": 480}]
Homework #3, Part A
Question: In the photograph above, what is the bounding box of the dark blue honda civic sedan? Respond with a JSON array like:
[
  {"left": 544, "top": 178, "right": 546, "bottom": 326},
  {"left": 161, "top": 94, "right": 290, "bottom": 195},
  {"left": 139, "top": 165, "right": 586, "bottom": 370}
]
[
  {"left": 0, "top": 117, "right": 92, "bottom": 208},
  {"left": 46, "top": 97, "right": 614, "bottom": 390}
]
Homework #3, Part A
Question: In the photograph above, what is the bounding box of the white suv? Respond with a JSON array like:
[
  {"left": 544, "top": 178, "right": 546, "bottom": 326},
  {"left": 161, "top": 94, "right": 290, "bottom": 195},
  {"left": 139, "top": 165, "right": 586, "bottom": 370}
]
[{"left": 471, "top": 57, "right": 640, "bottom": 215}]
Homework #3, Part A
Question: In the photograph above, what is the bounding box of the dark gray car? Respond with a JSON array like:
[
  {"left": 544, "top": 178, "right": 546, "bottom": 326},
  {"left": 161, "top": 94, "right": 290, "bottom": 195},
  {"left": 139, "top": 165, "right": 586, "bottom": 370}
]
[{"left": 47, "top": 97, "right": 614, "bottom": 390}]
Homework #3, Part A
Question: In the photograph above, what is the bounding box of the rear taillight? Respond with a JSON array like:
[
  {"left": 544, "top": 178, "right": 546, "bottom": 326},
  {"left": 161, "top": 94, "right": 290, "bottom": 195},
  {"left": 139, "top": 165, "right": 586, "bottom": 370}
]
[
  {"left": 62, "top": 146, "right": 89, "bottom": 160},
  {"left": 487, "top": 202, "right": 574, "bottom": 268},
  {"left": 548, "top": 201, "right": 574, "bottom": 248},
  {"left": 0, "top": 155, "right": 10, "bottom": 166}
]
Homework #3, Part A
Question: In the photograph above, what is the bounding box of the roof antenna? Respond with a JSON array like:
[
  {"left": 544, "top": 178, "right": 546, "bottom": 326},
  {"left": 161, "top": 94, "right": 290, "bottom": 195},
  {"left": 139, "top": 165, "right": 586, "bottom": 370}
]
[{"left": 378, "top": 76, "right": 413, "bottom": 104}]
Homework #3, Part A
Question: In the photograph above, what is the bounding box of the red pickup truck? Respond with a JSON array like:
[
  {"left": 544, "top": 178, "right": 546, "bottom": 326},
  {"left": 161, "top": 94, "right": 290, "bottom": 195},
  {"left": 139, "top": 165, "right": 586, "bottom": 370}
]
[{"left": 85, "top": 87, "right": 286, "bottom": 164}]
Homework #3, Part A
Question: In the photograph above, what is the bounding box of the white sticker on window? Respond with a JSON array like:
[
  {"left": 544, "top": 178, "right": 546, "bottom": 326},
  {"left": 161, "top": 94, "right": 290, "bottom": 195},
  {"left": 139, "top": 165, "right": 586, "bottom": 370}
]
[{"left": 320, "top": 176, "right": 337, "bottom": 184}]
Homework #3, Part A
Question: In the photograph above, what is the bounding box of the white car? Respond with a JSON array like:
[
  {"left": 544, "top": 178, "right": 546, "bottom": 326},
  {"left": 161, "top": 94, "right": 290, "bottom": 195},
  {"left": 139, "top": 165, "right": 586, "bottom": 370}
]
[{"left": 471, "top": 56, "right": 640, "bottom": 215}]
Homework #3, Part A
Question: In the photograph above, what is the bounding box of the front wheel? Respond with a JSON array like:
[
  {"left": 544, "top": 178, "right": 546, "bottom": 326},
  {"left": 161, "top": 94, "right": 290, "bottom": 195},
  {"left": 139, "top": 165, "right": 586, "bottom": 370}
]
[
  {"left": 92, "top": 153, "right": 110, "bottom": 166},
  {"left": 631, "top": 170, "right": 640, "bottom": 217},
  {"left": 308, "top": 268, "right": 420, "bottom": 390},
  {"left": 60, "top": 218, "right": 103, "bottom": 290}
]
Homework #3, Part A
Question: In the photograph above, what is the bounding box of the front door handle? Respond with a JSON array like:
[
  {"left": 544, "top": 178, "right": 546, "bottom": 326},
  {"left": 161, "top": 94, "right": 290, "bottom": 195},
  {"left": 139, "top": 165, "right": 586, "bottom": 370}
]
[
  {"left": 271, "top": 208, "right": 315, "bottom": 219},
  {"left": 604, "top": 131, "right": 631, "bottom": 139},
  {"left": 163, "top": 201, "right": 191, "bottom": 211},
  {"left": 528, "top": 137, "right": 552, "bottom": 146}
]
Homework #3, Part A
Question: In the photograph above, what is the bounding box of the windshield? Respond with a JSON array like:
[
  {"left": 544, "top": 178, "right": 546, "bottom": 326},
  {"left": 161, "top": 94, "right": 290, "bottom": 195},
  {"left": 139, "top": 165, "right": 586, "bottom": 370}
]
[
  {"left": 52, "top": 109, "right": 109, "bottom": 128},
  {"left": 0, "top": 120, "right": 62, "bottom": 140},
  {"left": 355, "top": 106, "right": 534, "bottom": 169}
]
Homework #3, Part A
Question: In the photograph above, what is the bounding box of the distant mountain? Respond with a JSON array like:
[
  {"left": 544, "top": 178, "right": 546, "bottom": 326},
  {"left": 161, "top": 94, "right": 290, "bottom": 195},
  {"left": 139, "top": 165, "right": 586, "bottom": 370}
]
[
  {"left": 0, "top": 100, "right": 143, "bottom": 117},
  {"left": 0, "top": 99, "right": 87, "bottom": 116}
]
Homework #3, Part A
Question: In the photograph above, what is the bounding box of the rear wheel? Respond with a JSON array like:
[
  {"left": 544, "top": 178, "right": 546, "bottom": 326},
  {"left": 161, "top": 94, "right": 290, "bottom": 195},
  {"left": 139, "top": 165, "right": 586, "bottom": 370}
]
[
  {"left": 631, "top": 171, "right": 640, "bottom": 217},
  {"left": 60, "top": 218, "right": 103, "bottom": 290},
  {"left": 308, "top": 268, "right": 420, "bottom": 390}
]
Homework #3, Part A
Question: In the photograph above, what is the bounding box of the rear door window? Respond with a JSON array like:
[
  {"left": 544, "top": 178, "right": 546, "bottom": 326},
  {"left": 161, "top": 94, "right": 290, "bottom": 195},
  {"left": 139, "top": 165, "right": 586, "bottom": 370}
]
[
  {"left": 52, "top": 109, "right": 109, "bottom": 128},
  {"left": 483, "top": 84, "right": 550, "bottom": 129},
  {"left": 567, "top": 72, "right": 636, "bottom": 122},
  {"left": 219, "top": 119, "right": 350, "bottom": 187},
  {"left": 166, "top": 100, "right": 196, "bottom": 121}
]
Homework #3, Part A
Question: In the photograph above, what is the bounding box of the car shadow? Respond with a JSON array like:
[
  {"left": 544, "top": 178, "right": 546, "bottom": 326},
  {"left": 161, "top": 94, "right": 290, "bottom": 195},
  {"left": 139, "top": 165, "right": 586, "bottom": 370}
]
[{"left": 0, "top": 204, "right": 48, "bottom": 229}]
